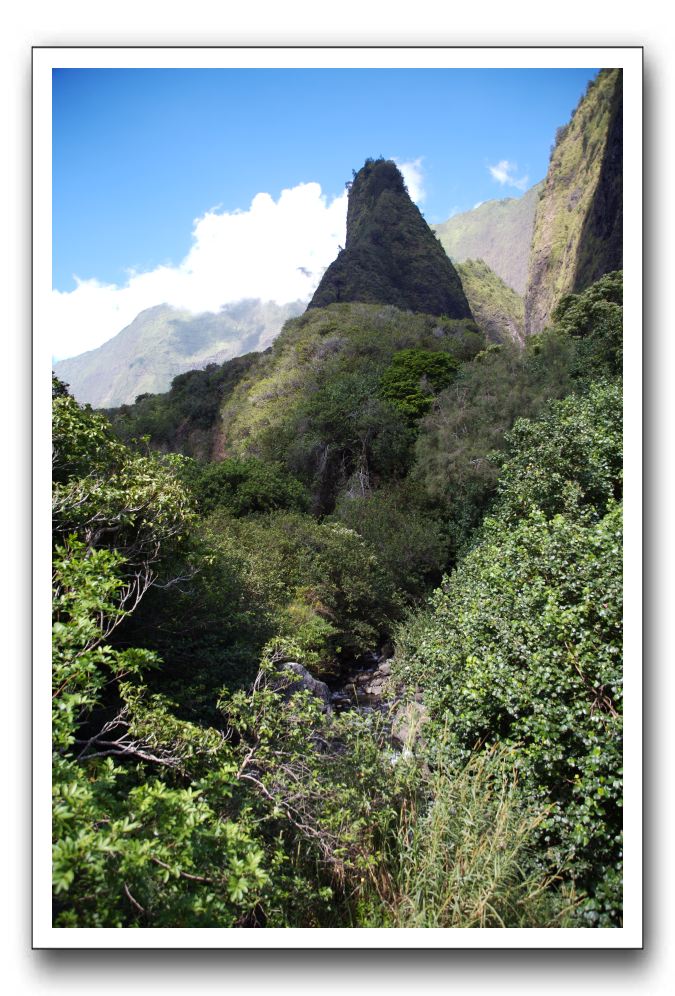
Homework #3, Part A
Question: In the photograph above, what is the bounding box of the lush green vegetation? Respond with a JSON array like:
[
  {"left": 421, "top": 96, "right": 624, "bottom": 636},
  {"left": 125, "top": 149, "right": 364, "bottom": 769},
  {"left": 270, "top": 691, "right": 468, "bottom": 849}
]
[
  {"left": 105, "top": 351, "right": 261, "bottom": 460},
  {"left": 395, "top": 383, "right": 622, "bottom": 925},
  {"left": 456, "top": 258, "right": 525, "bottom": 344},
  {"left": 380, "top": 348, "right": 459, "bottom": 420},
  {"left": 52, "top": 251, "right": 623, "bottom": 928},
  {"left": 218, "top": 301, "right": 482, "bottom": 512}
]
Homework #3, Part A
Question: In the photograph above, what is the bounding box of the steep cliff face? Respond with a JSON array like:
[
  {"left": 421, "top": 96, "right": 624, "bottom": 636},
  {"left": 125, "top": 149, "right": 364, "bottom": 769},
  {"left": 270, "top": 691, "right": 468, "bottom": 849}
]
[
  {"left": 433, "top": 183, "right": 543, "bottom": 296},
  {"left": 308, "top": 158, "right": 473, "bottom": 319},
  {"left": 524, "top": 69, "right": 623, "bottom": 336},
  {"left": 572, "top": 74, "right": 623, "bottom": 293}
]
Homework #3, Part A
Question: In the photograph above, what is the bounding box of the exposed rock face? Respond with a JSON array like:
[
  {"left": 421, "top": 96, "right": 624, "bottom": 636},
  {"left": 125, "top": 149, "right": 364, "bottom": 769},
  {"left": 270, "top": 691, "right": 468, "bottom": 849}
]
[
  {"left": 524, "top": 69, "right": 623, "bottom": 336},
  {"left": 271, "top": 662, "right": 333, "bottom": 713},
  {"left": 572, "top": 73, "right": 623, "bottom": 293},
  {"left": 391, "top": 699, "right": 428, "bottom": 747},
  {"left": 308, "top": 159, "right": 473, "bottom": 320}
]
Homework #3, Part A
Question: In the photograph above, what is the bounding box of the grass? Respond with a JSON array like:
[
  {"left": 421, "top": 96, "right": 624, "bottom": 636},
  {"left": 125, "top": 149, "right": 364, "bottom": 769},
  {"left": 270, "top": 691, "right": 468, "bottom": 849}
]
[{"left": 360, "top": 743, "right": 578, "bottom": 928}]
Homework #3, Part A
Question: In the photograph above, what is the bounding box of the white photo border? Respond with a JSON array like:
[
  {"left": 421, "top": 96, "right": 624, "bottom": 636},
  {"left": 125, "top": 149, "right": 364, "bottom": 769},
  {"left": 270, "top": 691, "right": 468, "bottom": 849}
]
[{"left": 33, "top": 45, "right": 643, "bottom": 950}]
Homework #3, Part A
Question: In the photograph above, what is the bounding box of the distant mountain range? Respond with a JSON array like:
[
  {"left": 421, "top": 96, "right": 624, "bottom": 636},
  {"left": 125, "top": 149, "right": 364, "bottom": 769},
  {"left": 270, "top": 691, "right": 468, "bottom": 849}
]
[
  {"left": 57, "top": 70, "right": 623, "bottom": 412},
  {"left": 432, "top": 183, "right": 543, "bottom": 296},
  {"left": 53, "top": 299, "right": 304, "bottom": 408}
]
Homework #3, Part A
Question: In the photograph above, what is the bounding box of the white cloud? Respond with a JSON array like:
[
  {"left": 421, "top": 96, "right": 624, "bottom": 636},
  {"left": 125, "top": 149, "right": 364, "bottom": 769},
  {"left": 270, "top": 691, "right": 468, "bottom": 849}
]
[
  {"left": 395, "top": 157, "right": 426, "bottom": 204},
  {"left": 52, "top": 182, "right": 348, "bottom": 361},
  {"left": 488, "top": 159, "right": 529, "bottom": 192}
]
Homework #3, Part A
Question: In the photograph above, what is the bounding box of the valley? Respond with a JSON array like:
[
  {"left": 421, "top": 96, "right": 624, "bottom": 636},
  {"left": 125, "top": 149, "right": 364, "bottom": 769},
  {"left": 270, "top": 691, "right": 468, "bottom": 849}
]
[{"left": 52, "top": 69, "right": 625, "bottom": 930}]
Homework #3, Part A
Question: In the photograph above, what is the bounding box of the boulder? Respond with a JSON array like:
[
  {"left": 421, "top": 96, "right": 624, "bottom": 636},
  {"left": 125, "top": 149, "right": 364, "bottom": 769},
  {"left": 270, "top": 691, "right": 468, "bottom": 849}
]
[
  {"left": 270, "top": 662, "right": 333, "bottom": 713},
  {"left": 391, "top": 700, "right": 428, "bottom": 746}
]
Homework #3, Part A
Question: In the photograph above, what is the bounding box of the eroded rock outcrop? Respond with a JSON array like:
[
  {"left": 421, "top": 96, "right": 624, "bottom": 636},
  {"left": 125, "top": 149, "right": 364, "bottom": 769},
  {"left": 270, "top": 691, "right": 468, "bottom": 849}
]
[{"left": 308, "top": 158, "right": 473, "bottom": 320}]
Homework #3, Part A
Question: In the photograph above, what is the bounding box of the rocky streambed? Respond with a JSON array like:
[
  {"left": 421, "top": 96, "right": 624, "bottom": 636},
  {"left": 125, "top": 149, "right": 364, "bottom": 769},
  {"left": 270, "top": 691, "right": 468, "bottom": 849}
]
[
  {"left": 327, "top": 650, "right": 393, "bottom": 714},
  {"left": 329, "top": 651, "right": 428, "bottom": 747},
  {"left": 273, "top": 650, "right": 428, "bottom": 748}
]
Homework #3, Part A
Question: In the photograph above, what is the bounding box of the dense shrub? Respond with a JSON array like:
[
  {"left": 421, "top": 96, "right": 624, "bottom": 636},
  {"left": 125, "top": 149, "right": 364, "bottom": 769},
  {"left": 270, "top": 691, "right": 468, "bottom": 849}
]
[
  {"left": 495, "top": 379, "right": 622, "bottom": 523},
  {"left": 218, "top": 302, "right": 482, "bottom": 511},
  {"left": 552, "top": 270, "right": 623, "bottom": 379},
  {"left": 380, "top": 348, "right": 459, "bottom": 420},
  {"left": 412, "top": 271, "right": 622, "bottom": 557},
  {"left": 396, "top": 381, "right": 624, "bottom": 925},
  {"left": 52, "top": 388, "right": 275, "bottom": 927},
  {"left": 332, "top": 483, "right": 449, "bottom": 598},
  {"left": 412, "top": 332, "right": 576, "bottom": 557},
  {"left": 283, "top": 370, "right": 414, "bottom": 509},
  {"left": 106, "top": 352, "right": 260, "bottom": 458},
  {"left": 184, "top": 456, "right": 309, "bottom": 517},
  {"left": 396, "top": 503, "right": 623, "bottom": 925},
  {"left": 127, "top": 509, "right": 404, "bottom": 698}
]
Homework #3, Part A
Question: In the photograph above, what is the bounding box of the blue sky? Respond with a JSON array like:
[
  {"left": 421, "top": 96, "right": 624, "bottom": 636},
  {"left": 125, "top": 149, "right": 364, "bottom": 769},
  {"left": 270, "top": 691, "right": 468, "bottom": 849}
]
[{"left": 52, "top": 67, "right": 598, "bottom": 358}]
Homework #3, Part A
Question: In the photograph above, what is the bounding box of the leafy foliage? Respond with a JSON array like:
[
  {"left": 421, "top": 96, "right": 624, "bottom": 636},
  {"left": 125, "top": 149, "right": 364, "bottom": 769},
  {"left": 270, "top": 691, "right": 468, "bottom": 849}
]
[
  {"left": 183, "top": 456, "right": 309, "bottom": 517},
  {"left": 105, "top": 351, "right": 260, "bottom": 459},
  {"left": 395, "top": 381, "right": 623, "bottom": 925},
  {"left": 53, "top": 378, "right": 195, "bottom": 595},
  {"left": 380, "top": 348, "right": 459, "bottom": 420},
  {"left": 202, "top": 511, "right": 403, "bottom": 670},
  {"left": 412, "top": 271, "right": 622, "bottom": 557},
  {"left": 412, "top": 333, "right": 576, "bottom": 557},
  {"left": 495, "top": 379, "right": 622, "bottom": 523},
  {"left": 218, "top": 301, "right": 481, "bottom": 511},
  {"left": 51, "top": 258, "right": 624, "bottom": 930},
  {"left": 552, "top": 270, "right": 623, "bottom": 378},
  {"left": 332, "top": 483, "right": 449, "bottom": 599}
]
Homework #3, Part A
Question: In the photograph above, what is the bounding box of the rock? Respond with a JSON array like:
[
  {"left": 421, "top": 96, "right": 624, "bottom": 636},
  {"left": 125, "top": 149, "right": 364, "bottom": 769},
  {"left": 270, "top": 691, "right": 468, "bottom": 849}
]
[
  {"left": 331, "top": 694, "right": 353, "bottom": 710},
  {"left": 270, "top": 662, "right": 333, "bottom": 713},
  {"left": 377, "top": 660, "right": 392, "bottom": 676},
  {"left": 307, "top": 159, "right": 473, "bottom": 320},
  {"left": 391, "top": 700, "right": 428, "bottom": 746}
]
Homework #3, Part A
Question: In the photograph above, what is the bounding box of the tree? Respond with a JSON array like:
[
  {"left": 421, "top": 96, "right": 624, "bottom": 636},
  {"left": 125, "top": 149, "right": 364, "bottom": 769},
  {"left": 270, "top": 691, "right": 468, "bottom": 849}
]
[{"left": 380, "top": 348, "right": 459, "bottom": 420}]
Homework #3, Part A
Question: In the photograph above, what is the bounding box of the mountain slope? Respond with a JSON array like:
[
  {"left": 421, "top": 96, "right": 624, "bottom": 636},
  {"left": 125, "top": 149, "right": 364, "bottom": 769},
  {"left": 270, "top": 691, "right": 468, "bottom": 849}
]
[
  {"left": 525, "top": 69, "right": 623, "bottom": 335},
  {"left": 456, "top": 259, "right": 525, "bottom": 344},
  {"left": 308, "top": 158, "right": 472, "bottom": 319},
  {"left": 54, "top": 299, "right": 304, "bottom": 408},
  {"left": 217, "top": 302, "right": 482, "bottom": 511},
  {"left": 433, "top": 183, "right": 543, "bottom": 295}
]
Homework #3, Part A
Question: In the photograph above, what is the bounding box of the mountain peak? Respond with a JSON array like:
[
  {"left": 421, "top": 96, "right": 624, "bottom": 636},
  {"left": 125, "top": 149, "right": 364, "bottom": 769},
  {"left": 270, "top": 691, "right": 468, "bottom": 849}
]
[{"left": 307, "top": 158, "right": 473, "bottom": 319}]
